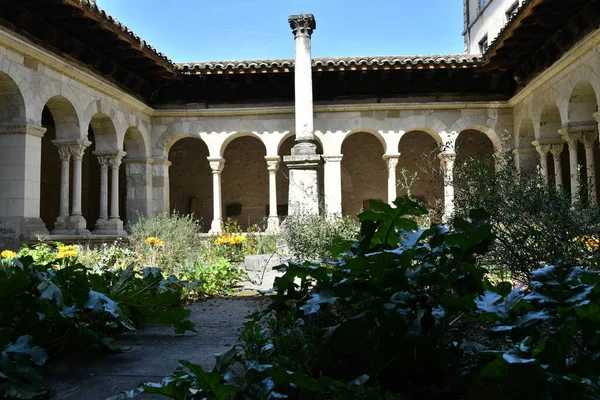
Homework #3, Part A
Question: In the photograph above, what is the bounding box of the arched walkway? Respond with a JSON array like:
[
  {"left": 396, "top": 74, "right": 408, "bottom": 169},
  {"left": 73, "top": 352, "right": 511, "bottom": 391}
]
[
  {"left": 222, "top": 136, "right": 268, "bottom": 230},
  {"left": 341, "top": 132, "right": 386, "bottom": 217},
  {"left": 168, "top": 137, "right": 212, "bottom": 232},
  {"left": 397, "top": 131, "right": 443, "bottom": 208}
]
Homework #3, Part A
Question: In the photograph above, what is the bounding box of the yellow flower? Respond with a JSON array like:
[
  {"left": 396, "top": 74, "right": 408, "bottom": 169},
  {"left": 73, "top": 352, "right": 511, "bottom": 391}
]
[
  {"left": 57, "top": 245, "right": 78, "bottom": 259},
  {"left": 1, "top": 250, "right": 17, "bottom": 260},
  {"left": 576, "top": 235, "right": 599, "bottom": 251},
  {"left": 145, "top": 237, "right": 164, "bottom": 247}
]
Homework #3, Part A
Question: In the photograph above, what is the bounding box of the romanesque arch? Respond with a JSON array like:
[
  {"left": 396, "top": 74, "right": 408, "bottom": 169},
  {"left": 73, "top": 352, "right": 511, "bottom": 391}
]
[
  {"left": 221, "top": 136, "right": 269, "bottom": 230},
  {"left": 397, "top": 130, "right": 443, "bottom": 208},
  {"left": 341, "top": 131, "right": 387, "bottom": 217},
  {"left": 449, "top": 115, "right": 504, "bottom": 152},
  {"left": 0, "top": 71, "right": 27, "bottom": 124},
  {"left": 39, "top": 96, "right": 82, "bottom": 231},
  {"left": 121, "top": 127, "right": 150, "bottom": 226},
  {"left": 168, "top": 136, "right": 212, "bottom": 231}
]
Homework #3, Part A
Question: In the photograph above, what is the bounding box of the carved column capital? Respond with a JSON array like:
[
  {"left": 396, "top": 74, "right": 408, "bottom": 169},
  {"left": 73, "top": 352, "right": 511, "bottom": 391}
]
[
  {"left": 384, "top": 155, "right": 399, "bottom": 171},
  {"left": 208, "top": 157, "right": 225, "bottom": 174},
  {"left": 559, "top": 129, "right": 582, "bottom": 149},
  {"left": 438, "top": 151, "right": 457, "bottom": 164},
  {"left": 549, "top": 144, "right": 564, "bottom": 156},
  {"left": 289, "top": 14, "right": 316, "bottom": 37},
  {"left": 581, "top": 131, "right": 598, "bottom": 149},
  {"left": 265, "top": 156, "right": 280, "bottom": 173},
  {"left": 69, "top": 140, "right": 92, "bottom": 160},
  {"left": 533, "top": 142, "right": 551, "bottom": 156},
  {"left": 53, "top": 141, "right": 72, "bottom": 161}
]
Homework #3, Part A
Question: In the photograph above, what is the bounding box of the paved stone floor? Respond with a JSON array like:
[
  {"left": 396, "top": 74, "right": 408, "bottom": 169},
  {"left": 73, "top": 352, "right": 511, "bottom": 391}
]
[{"left": 44, "top": 297, "right": 269, "bottom": 400}]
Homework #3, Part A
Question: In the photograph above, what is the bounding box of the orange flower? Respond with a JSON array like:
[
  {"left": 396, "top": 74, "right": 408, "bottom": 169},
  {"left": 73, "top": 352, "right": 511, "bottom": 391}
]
[{"left": 145, "top": 237, "right": 164, "bottom": 247}]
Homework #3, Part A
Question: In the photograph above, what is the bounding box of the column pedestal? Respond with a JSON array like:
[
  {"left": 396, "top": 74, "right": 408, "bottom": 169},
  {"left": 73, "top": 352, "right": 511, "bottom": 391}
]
[{"left": 285, "top": 154, "right": 322, "bottom": 215}]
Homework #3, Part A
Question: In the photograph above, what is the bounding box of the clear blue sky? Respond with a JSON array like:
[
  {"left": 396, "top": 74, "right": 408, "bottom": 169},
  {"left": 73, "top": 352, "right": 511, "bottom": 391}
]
[{"left": 97, "top": 0, "right": 464, "bottom": 63}]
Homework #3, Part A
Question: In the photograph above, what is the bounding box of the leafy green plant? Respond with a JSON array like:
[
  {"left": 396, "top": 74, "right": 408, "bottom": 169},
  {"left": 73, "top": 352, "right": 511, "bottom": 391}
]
[
  {"left": 471, "top": 264, "right": 600, "bottom": 399},
  {"left": 279, "top": 212, "right": 360, "bottom": 264},
  {"left": 129, "top": 212, "right": 201, "bottom": 275},
  {"left": 180, "top": 257, "right": 246, "bottom": 297},
  {"left": 454, "top": 149, "right": 600, "bottom": 282},
  {"left": 0, "top": 252, "right": 194, "bottom": 398}
]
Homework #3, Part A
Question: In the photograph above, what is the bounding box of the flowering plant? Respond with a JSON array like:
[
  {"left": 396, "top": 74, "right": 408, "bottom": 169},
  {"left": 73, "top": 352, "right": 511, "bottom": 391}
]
[
  {"left": 214, "top": 234, "right": 245, "bottom": 246},
  {"left": 57, "top": 245, "right": 78, "bottom": 259},
  {"left": 1, "top": 250, "right": 17, "bottom": 260},
  {"left": 144, "top": 237, "right": 165, "bottom": 247}
]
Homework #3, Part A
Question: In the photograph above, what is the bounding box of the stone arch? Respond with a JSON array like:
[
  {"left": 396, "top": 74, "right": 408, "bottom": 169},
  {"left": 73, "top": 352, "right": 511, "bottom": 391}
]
[
  {"left": 341, "top": 131, "right": 387, "bottom": 217},
  {"left": 397, "top": 115, "right": 447, "bottom": 148},
  {"left": 222, "top": 135, "right": 269, "bottom": 230},
  {"left": 536, "top": 104, "right": 563, "bottom": 139},
  {"left": 277, "top": 131, "right": 324, "bottom": 155},
  {"left": 397, "top": 130, "right": 443, "bottom": 207},
  {"left": 220, "top": 131, "right": 267, "bottom": 156},
  {"left": 566, "top": 80, "right": 599, "bottom": 125},
  {"left": 169, "top": 136, "right": 212, "bottom": 231},
  {"left": 517, "top": 118, "right": 535, "bottom": 148},
  {"left": 562, "top": 65, "right": 600, "bottom": 115},
  {"left": 82, "top": 100, "right": 125, "bottom": 146},
  {"left": 0, "top": 70, "right": 27, "bottom": 124},
  {"left": 34, "top": 81, "right": 84, "bottom": 135},
  {"left": 89, "top": 113, "right": 119, "bottom": 151},
  {"left": 123, "top": 126, "right": 147, "bottom": 158},
  {"left": 0, "top": 56, "right": 35, "bottom": 124},
  {"left": 43, "top": 96, "right": 81, "bottom": 140},
  {"left": 153, "top": 121, "right": 206, "bottom": 158},
  {"left": 449, "top": 115, "right": 504, "bottom": 152},
  {"left": 337, "top": 128, "right": 388, "bottom": 155}
]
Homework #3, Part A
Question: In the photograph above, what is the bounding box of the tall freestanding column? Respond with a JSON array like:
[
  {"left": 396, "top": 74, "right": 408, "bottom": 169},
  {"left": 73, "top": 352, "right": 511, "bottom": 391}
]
[
  {"left": 208, "top": 157, "right": 225, "bottom": 235},
  {"left": 549, "top": 144, "right": 564, "bottom": 188},
  {"left": 322, "top": 155, "right": 343, "bottom": 215},
  {"left": 533, "top": 141, "right": 551, "bottom": 185},
  {"left": 53, "top": 142, "right": 72, "bottom": 231},
  {"left": 582, "top": 132, "right": 597, "bottom": 203},
  {"left": 265, "top": 157, "right": 280, "bottom": 233},
  {"left": 284, "top": 14, "right": 322, "bottom": 215},
  {"left": 68, "top": 140, "right": 91, "bottom": 235},
  {"left": 439, "top": 151, "right": 456, "bottom": 222},
  {"left": 384, "top": 154, "right": 399, "bottom": 205}
]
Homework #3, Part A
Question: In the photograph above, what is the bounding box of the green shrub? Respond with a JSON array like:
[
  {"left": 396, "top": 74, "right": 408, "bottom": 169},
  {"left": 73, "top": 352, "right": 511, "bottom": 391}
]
[
  {"left": 0, "top": 249, "right": 194, "bottom": 398},
  {"left": 114, "top": 198, "right": 600, "bottom": 400},
  {"left": 454, "top": 150, "right": 600, "bottom": 281},
  {"left": 179, "top": 257, "right": 246, "bottom": 297},
  {"left": 129, "top": 212, "right": 201, "bottom": 275},
  {"left": 279, "top": 212, "right": 360, "bottom": 264}
]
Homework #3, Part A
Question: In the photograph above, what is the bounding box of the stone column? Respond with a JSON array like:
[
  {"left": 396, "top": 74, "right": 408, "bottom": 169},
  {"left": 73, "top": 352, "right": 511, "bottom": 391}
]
[
  {"left": 109, "top": 153, "right": 125, "bottom": 222},
  {"left": 582, "top": 132, "right": 597, "bottom": 203},
  {"left": 0, "top": 123, "right": 49, "bottom": 248},
  {"left": 284, "top": 14, "right": 322, "bottom": 215},
  {"left": 384, "top": 154, "right": 400, "bottom": 205},
  {"left": 533, "top": 142, "right": 551, "bottom": 185},
  {"left": 208, "top": 157, "right": 225, "bottom": 235},
  {"left": 560, "top": 131, "right": 582, "bottom": 203},
  {"left": 94, "top": 154, "right": 110, "bottom": 225},
  {"left": 439, "top": 151, "right": 456, "bottom": 222},
  {"left": 549, "top": 144, "right": 564, "bottom": 188},
  {"left": 52, "top": 142, "right": 72, "bottom": 231},
  {"left": 265, "top": 156, "right": 280, "bottom": 233},
  {"left": 322, "top": 155, "right": 343, "bottom": 215},
  {"left": 68, "top": 140, "right": 91, "bottom": 235}
]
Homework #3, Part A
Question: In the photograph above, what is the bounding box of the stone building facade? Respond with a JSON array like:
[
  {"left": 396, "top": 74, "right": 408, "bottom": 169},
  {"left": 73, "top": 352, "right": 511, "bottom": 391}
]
[{"left": 0, "top": 0, "right": 598, "bottom": 248}]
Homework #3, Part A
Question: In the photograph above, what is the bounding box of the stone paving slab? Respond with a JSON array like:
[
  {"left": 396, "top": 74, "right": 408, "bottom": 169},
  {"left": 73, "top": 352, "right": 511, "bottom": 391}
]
[{"left": 44, "top": 297, "right": 269, "bottom": 400}]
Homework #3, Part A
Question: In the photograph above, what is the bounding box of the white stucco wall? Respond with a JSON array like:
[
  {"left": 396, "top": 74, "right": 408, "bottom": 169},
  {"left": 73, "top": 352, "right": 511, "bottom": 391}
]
[{"left": 465, "top": 0, "right": 523, "bottom": 54}]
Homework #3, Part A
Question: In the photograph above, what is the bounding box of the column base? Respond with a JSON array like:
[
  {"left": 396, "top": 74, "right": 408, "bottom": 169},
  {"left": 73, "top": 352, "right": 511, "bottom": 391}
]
[
  {"left": 265, "top": 216, "right": 280, "bottom": 234},
  {"left": 53, "top": 215, "right": 91, "bottom": 236},
  {"left": 208, "top": 219, "right": 222, "bottom": 235},
  {"left": 284, "top": 154, "right": 323, "bottom": 216},
  {"left": 93, "top": 218, "right": 126, "bottom": 235}
]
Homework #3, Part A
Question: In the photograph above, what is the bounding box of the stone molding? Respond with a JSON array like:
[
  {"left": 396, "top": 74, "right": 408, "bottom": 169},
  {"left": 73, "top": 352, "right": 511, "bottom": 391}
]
[
  {"left": 122, "top": 157, "right": 153, "bottom": 164},
  {"left": 0, "top": 123, "right": 46, "bottom": 137},
  {"left": 322, "top": 155, "right": 343, "bottom": 163},
  {"left": 289, "top": 14, "right": 316, "bottom": 37}
]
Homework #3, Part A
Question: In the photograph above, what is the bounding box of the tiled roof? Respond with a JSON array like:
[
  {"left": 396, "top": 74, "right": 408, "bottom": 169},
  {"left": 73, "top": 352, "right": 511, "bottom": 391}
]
[
  {"left": 176, "top": 55, "right": 483, "bottom": 74},
  {"left": 75, "top": 0, "right": 174, "bottom": 67}
]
